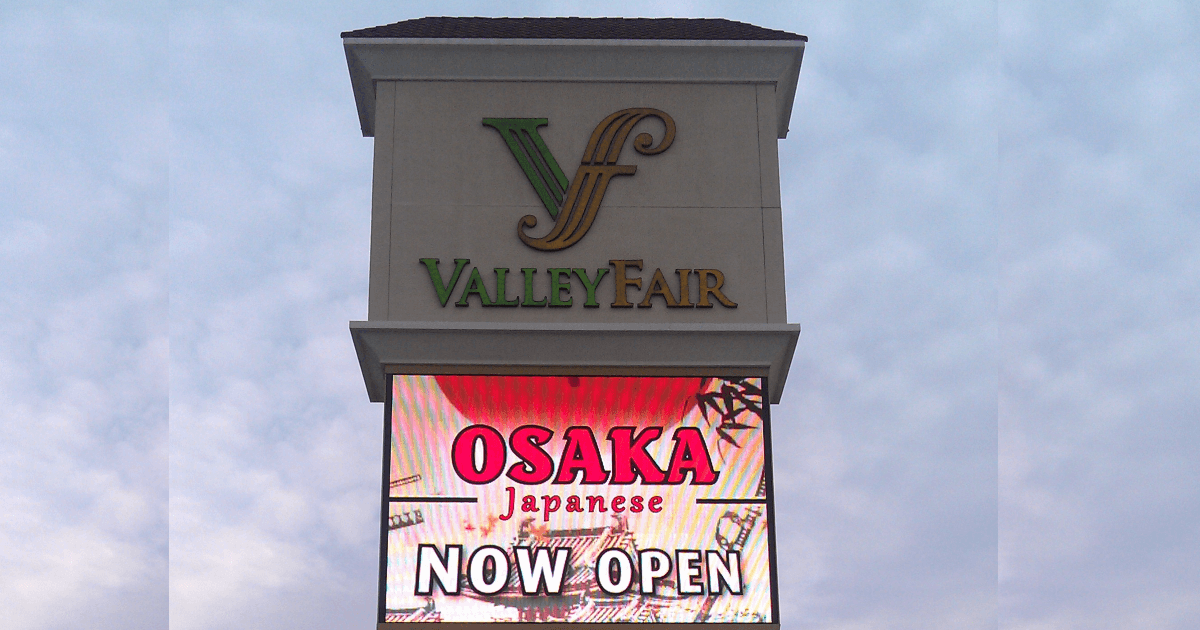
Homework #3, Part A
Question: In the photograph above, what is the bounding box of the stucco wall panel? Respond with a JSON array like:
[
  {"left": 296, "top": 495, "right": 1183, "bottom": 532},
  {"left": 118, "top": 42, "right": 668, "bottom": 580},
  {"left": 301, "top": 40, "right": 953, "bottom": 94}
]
[{"left": 386, "top": 81, "right": 762, "bottom": 210}]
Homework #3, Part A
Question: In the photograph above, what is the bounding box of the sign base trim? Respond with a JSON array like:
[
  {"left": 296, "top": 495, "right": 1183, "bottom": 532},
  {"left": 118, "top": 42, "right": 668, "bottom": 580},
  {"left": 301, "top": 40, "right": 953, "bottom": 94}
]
[{"left": 350, "top": 321, "right": 799, "bottom": 404}]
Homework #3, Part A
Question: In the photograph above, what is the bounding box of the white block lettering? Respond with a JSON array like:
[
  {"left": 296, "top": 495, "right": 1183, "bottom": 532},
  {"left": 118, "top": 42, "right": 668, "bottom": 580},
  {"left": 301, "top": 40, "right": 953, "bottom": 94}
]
[
  {"left": 639, "top": 549, "right": 672, "bottom": 594},
  {"left": 415, "top": 544, "right": 461, "bottom": 595},
  {"left": 706, "top": 550, "right": 742, "bottom": 594},
  {"left": 468, "top": 545, "right": 509, "bottom": 595},
  {"left": 676, "top": 550, "right": 704, "bottom": 594},
  {"left": 515, "top": 547, "right": 571, "bottom": 595},
  {"left": 596, "top": 548, "right": 633, "bottom": 594}
]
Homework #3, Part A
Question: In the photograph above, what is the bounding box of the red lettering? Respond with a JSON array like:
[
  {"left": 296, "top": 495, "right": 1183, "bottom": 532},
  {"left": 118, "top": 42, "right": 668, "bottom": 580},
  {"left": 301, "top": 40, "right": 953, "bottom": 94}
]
[
  {"left": 511, "top": 493, "right": 665, "bottom": 519},
  {"left": 499, "top": 486, "right": 515, "bottom": 520},
  {"left": 507, "top": 425, "right": 555, "bottom": 484},
  {"left": 665, "top": 427, "right": 719, "bottom": 485},
  {"left": 450, "top": 424, "right": 721, "bottom": 488},
  {"left": 554, "top": 427, "right": 610, "bottom": 484},
  {"left": 607, "top": 427, "right": 666, "bottom": 484},
  {"left": 541, "top": 495, "right": 561, "bottom": 521},
  {"left": 452, "top": 425, "right": 506, "bottom": 484}
]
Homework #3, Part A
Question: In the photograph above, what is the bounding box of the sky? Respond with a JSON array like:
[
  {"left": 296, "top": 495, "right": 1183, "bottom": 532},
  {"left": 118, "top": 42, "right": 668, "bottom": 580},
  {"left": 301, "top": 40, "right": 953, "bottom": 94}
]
[{"left": 0, "top": 1, "right": 1196, "bottom": 629}]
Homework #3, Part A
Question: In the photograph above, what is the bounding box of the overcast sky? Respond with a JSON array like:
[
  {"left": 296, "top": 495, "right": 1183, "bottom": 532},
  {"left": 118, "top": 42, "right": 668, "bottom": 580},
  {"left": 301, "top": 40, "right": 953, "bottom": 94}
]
[{"left": 1, "top": 1, "right": 1197, "bottom": 629}]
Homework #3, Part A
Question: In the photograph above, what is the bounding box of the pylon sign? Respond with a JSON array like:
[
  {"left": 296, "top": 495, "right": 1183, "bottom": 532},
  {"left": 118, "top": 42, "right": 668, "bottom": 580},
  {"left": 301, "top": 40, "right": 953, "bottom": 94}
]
[{"left": 343, "top": 16, "right": 805, "bottom": 630}]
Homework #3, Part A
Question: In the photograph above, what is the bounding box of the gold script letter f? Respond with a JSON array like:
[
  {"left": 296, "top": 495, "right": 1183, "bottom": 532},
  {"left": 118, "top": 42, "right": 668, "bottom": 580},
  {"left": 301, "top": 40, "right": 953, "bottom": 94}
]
[{"left": 484, "top": 108, "right": 675, "bottom": 252}]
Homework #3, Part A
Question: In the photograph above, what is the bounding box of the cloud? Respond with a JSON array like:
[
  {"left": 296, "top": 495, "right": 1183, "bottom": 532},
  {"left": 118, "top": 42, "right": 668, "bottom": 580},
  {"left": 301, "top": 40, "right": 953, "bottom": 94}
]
[
  {"left": 6, "top": 1, "right": 1197, "bottom": 629},
  {"left": 770, "top": 2, "right": 997, "bottom": 628},
  {"left": 999, "top": 2, "right": 1200, "bottom": 629},
  {"left": 0, "top": 5, "right": 167, "bottom": 629},
  {"left": 167, "top": 8, "right": 381, "bottom": 628}
]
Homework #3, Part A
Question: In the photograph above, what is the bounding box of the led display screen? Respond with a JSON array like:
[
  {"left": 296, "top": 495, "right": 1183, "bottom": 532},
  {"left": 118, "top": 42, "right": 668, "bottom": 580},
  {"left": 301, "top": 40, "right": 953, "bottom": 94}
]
[{"left": 381, "top": 375, "right": 776, "bottom": 624}]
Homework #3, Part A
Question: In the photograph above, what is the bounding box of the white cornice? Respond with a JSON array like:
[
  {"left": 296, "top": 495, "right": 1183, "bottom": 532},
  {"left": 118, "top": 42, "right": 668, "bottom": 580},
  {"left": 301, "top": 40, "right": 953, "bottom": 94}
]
[
  {"left": 343, "top": 38, "right": 804, "bottom": 138},
  {"left": 350, "top": 321, "right": 800, "bottom": 405}
]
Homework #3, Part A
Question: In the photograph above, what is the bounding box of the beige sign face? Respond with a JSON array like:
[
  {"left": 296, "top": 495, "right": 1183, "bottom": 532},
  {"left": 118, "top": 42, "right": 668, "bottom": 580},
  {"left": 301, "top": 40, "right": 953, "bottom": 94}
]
[{"left": 368, "top": 80, "right": 787, "bottom": 325}]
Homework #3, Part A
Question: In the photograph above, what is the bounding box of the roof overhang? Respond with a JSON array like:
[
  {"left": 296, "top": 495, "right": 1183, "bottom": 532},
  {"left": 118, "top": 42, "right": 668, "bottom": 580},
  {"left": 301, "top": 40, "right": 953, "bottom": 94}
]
[{"left": 343, "top": 37, "right": 805, "bottom": 139}]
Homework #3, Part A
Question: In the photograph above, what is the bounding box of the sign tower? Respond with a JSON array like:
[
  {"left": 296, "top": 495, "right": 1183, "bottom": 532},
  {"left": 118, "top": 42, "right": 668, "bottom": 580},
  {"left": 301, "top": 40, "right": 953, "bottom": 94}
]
[{"left": 343, "top": 17, "right": 806, "bottom": 630}]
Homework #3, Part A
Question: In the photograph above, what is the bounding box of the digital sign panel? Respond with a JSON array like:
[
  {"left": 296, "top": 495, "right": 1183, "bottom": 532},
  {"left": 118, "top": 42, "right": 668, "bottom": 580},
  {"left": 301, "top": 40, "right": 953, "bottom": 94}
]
[{"left": 381, "top": 375, "right": 777, "bottom": 625}]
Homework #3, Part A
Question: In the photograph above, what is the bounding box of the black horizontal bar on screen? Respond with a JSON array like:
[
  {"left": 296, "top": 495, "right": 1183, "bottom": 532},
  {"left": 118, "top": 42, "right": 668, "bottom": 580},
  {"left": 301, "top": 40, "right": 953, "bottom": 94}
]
[
  {"left": 696, "top": 498, "right": 768, "bottom": 504},
  {"left": 389, "top": 497, "right": 478, "bottom": 503}
]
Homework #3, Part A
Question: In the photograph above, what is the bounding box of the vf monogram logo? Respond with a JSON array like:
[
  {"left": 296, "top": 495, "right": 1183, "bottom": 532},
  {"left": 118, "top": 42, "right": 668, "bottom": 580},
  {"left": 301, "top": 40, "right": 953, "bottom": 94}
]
[{"left": 483, "top": 108, "right": 676, "bottom": 251}]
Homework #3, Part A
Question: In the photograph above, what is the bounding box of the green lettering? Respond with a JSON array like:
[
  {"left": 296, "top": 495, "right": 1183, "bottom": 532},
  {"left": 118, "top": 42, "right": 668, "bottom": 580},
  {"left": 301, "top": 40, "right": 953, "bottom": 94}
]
[
  {"left": 572, "top": 268, "right": 609, "bottom": 308},
  {"left": 493, "top": 268, "right": 519, "bottom": 307},
  {"left": 420, "top": 258, "right": 469, "bottom": 307},
  {"left": 455, "top": 267, "right": 495, "bottom": 307},
  {"left": 548, "top": 268, "right": 573, "bottom": 307},
  {"left": 482, "top": 119, "right": 570, "bottom": 218},
  {"left": 522, "top": 268, "right": 547, "bottom": 307}
]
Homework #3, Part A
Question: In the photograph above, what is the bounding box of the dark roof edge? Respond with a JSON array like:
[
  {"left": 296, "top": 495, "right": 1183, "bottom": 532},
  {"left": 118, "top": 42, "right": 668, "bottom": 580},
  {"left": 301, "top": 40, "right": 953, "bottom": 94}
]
[
  {"left": 341, "top": 36, "right": 808, "bottom": 44},
  {"left": 341, "top": 17, "right": 807, "bottom": 42},
  {"left": 341, "top": 33, "right": 810, "bottom": 42}
]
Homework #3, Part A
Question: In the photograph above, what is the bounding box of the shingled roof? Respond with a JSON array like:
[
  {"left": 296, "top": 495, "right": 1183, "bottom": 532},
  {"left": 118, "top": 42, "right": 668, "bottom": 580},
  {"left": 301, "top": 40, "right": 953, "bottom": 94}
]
[{"left": 342, "top": 17, "right": 806, "bottom": 42}]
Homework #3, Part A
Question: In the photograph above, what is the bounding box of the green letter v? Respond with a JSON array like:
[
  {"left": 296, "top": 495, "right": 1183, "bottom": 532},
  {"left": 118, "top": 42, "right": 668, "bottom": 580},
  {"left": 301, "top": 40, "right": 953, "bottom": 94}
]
[
  {"left": 482, "top": 118, "right": 570, "bottom": 219},
  {"left": 420, "top": 258, "right": 470, "bottom": 307}
]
